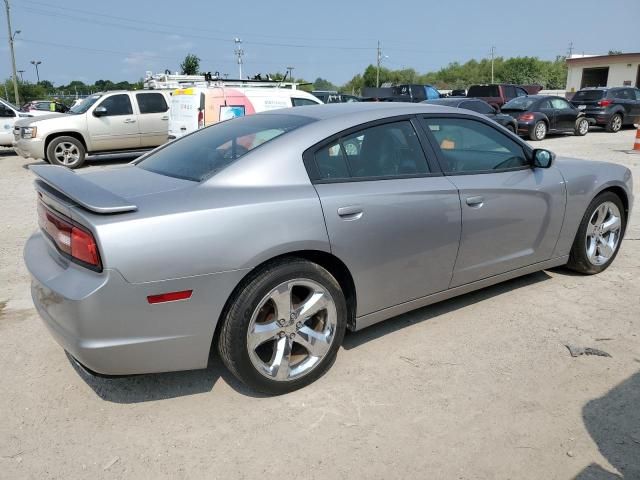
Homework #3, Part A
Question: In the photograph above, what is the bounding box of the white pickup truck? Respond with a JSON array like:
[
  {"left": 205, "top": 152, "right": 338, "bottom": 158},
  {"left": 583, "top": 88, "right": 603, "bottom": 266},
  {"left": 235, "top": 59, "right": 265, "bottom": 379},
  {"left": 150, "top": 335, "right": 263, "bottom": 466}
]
[{"left": 13, "top": 90, "right": 171, "bottom": 168}]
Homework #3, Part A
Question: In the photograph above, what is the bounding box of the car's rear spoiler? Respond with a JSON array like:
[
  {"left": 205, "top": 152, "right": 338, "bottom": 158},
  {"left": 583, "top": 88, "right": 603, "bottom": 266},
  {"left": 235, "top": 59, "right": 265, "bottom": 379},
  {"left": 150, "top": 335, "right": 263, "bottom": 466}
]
[{"left": 30, "top": 165, "right": 137, "bottom": 214}]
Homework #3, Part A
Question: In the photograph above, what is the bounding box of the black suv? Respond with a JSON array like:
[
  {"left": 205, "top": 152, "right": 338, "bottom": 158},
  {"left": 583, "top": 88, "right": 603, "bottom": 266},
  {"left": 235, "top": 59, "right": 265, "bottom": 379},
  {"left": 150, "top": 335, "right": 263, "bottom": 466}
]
[{"left": 570, "top": 87, "right": 640, "bottom": 132}]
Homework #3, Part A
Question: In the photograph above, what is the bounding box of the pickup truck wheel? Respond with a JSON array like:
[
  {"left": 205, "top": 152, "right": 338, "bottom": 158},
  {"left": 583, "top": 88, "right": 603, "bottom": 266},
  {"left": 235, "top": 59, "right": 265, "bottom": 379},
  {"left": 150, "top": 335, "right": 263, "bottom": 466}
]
[
  {"left": 47, "top": 136, "right": 86, "bottom": 169},
  {"left": 605, "top": 113, "right": 622, "bottom": 133}
]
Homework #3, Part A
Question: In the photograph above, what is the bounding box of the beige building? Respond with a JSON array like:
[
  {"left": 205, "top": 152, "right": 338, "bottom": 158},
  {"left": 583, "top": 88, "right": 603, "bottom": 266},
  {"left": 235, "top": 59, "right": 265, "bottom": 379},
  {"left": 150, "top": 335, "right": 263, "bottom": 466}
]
[{"left": 566, "top": 53, "right": 640, "bottom": 94}]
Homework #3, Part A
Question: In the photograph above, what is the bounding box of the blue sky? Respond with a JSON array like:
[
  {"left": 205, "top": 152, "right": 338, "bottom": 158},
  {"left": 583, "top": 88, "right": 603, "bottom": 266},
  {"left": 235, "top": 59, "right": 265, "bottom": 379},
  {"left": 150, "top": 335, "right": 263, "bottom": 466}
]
[{"left": 2, "top": 0, "right": 639, "bottom": 86}]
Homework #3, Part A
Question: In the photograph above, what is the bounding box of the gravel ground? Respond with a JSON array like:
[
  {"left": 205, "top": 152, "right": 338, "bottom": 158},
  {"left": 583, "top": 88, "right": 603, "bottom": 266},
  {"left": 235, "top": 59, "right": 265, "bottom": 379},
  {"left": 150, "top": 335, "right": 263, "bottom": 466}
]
[{"left": 1, "top": 128, "right": 639, "bottom": 479}]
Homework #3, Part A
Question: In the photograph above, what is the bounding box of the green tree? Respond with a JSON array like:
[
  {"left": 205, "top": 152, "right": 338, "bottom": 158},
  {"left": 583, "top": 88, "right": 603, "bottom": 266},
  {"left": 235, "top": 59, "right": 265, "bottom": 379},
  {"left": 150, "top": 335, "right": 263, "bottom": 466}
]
[
  {"left": 312, "top": 77, "right": 338, "bottom": 91},
  {"left": 180, "top": 54, "right": 200, "bottom": 75}
]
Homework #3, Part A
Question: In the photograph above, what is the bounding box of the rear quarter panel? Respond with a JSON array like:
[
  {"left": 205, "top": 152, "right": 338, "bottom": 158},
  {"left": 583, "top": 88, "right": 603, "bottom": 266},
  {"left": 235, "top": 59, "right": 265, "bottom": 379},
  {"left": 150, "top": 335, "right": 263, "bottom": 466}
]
[{"left": 552, "top": 158, "right": 633, "bottom": 257}]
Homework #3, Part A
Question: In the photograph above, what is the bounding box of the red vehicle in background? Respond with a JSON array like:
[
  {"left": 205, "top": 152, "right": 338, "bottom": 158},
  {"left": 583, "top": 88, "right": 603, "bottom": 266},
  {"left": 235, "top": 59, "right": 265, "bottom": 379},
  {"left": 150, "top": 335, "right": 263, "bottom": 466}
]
[{"left": 466, "top": 84, "right": 529, "bottom": 109}]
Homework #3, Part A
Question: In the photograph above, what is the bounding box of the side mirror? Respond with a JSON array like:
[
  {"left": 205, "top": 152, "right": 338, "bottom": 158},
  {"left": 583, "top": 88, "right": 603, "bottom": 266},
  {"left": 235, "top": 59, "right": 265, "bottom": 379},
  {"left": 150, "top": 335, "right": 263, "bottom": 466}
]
[
  {"left": 93, "top": 106, "right": 107, "bottom": 117},
  {"left": 532, "top": 148, "right": 555, "bottom": 168}
]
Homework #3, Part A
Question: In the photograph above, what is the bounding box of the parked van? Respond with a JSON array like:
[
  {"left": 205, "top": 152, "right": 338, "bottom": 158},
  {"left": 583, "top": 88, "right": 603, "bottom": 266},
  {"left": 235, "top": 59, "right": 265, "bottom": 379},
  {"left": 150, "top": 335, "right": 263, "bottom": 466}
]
[
  {"left": 168, "top": 86, "right": 322, "bottom": 139},
  {"left": 0, "top": 98, "right": 31, "bottom": 147}
]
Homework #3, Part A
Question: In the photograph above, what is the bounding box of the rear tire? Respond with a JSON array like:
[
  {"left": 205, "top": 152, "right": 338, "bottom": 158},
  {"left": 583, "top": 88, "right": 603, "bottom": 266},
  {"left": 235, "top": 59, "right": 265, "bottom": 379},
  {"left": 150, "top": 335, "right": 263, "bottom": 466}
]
[
  {"left": 529, "top": 121, "right": 547, "bottom": 141},
  {"left": 46, "top": 136, "right": 86, "bottom": 169},
  {"left": 218, "top": 258, "right": 347, "bottom": 394},
  {"left": 605, "top": 113, "right": 622, "bottom": 133},
  {"left": 567, "top": 192, "right": 625, "bottom": 275},
  {"left": 575, "top": 118, "right": 589, "bottom": 136}
]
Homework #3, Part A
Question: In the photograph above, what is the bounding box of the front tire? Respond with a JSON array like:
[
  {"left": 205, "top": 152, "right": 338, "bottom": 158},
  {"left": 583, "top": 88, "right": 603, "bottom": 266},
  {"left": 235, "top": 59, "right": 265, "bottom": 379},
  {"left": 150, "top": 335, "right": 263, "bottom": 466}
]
[
  {"left": 575, "top": 118, "right": 589, "bottom": 136},
  {"left": 218, "top": 258, "right": 347, "bottom": 394},
  {"left": 567, "top": 192, "right": 625, "bottom": 274},
  {"left": 605, "top": 113, "right": 622, "bottom": 133},
  {"left": 46, "top": 136, "right": 86, "bottom": 169},
  {"left": 529, "top": 121, "right": 547, "bottom": 141}
]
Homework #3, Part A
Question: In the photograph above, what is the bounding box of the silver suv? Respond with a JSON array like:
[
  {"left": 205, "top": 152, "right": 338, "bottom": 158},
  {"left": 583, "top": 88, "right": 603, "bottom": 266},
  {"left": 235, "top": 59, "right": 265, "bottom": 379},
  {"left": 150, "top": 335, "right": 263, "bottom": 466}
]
[{"left": 13, "top": 90, "right": 171, "bottom": 168}]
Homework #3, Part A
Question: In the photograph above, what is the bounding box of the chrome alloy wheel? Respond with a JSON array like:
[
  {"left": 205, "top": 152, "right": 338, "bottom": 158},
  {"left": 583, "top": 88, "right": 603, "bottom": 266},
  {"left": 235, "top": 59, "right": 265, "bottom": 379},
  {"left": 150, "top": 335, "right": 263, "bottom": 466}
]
[
  {"left": 247, "top": 279, "right": 337, "bottom": 381},
  {"left": 585, "top": 201, "right": 622, "bottom": 266},
  {"left": 54, "top": 142, "right": 80, "bottom": 165},
  {"left": 578, "top": 119, "right": 589, "bottom": 135},
  {"left": 611, "top": 115, "right": 622, "bottom": 132},
  {"left": 535, "top": 121, "right": 546, "bottom": 139}
]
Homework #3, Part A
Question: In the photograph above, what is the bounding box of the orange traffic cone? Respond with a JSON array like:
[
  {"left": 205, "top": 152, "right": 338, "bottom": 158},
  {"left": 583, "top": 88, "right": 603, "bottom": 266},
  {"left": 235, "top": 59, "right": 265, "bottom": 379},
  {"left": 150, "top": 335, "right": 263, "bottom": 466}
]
[{"left": 634, "top": 125, "right": 640, "bottom": 152}]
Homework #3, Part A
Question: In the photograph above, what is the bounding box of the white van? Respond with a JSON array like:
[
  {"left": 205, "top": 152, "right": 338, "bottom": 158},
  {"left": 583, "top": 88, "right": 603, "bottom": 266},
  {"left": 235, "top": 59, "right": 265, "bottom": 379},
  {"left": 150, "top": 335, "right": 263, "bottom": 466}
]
[
  {"left": 168, "top": 86, "right": 322, "bottom": 139},
  {"left": 0, "top": 99, "right": 31, "bottom": 147}
]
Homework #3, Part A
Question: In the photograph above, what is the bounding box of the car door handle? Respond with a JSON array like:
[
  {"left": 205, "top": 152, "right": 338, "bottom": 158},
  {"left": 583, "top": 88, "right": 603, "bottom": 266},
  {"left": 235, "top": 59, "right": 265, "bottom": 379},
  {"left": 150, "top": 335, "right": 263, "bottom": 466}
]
[
  {"left": 337, "top": 206, "right": 363, "bottom": 220},
  {"left": 161, "top": 116, "right": 169, "bottom": 120},
  {"left": 465, "top": 196, "right": 484, "bottom": 208},
  {"left": 123, "top": 118, "right": 136, "bottom": 123}
]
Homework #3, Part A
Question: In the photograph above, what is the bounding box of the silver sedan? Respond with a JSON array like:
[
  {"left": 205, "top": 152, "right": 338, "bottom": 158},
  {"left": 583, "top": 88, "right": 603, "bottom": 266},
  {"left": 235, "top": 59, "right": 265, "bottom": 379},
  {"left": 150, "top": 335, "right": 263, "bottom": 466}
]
[{"left": 24, "top": 103, "right": 633, "bottom": 394}]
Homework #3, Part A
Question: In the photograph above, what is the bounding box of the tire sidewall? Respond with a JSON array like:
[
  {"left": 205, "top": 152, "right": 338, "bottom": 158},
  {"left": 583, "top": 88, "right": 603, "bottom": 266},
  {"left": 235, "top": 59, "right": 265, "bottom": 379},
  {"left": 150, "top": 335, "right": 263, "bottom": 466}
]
[
  {"left": 47, "top": 136, "right": 86, "bottom": 169},
  {"left": 219, "top": 259, "right": 347, "bottom": 394},
  {"left": 569, "top": 192, "right": 626, "bottom": 274}
]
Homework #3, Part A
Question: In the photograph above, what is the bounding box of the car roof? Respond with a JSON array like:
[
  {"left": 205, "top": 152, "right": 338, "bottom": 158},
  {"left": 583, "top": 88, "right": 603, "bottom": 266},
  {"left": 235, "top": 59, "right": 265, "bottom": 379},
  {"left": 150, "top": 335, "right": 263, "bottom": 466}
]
[{"left": 260, "top": 102, "right": 463, "bottom": 121}]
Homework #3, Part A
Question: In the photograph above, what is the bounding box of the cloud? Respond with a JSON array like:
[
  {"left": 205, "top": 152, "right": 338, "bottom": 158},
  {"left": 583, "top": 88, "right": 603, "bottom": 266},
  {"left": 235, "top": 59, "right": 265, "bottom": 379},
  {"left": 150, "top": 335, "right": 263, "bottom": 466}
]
[
  {"left": 164, "top": 34, "right": 195, "bottom": 52},
  {"left": 123, "top": 51, "right": 158, "bottom": 65}
]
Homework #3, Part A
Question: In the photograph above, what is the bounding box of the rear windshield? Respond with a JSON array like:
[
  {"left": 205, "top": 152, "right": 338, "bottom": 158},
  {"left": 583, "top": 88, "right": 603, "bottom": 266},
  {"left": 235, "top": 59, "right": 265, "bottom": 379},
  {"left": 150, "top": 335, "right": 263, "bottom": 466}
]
[
  {"left": 137, "top": 113, "right": 314, "bottom": 181},
  {"left": 572, "top": 90, "right": 605, "bottom": 101},
  {"left": 502, "top": 97, "right": 537, "bottom": 110},
  {"left": 467, "top": 85, "right": 500, "bottom": 97}
]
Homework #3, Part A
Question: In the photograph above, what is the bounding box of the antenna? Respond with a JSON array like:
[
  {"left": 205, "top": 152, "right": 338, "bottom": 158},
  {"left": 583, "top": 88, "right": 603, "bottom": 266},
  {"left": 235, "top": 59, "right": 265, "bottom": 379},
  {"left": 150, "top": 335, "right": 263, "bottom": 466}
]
[
  {"left": 567, "top": 41, "right": 574, "bottom": 58},
  {"left": 234, "top": 38, "right": 244, "bottom": 79}
]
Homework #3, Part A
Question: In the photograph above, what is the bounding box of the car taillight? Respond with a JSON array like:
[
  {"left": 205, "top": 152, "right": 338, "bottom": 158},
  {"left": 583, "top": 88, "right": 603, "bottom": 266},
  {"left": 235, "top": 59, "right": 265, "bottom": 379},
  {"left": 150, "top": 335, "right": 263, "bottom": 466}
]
[
  {"left": 597, "top": 99, "right": 612, "bottom": 107},
  {"left": 519, "top": 113, "right": 535, "bottom": 121},
  {"left": 38, "top": 200, "right": 102, "bottom": 270},
  {"left": 197, "top": 109, "right": 204, "bottom": 129}
]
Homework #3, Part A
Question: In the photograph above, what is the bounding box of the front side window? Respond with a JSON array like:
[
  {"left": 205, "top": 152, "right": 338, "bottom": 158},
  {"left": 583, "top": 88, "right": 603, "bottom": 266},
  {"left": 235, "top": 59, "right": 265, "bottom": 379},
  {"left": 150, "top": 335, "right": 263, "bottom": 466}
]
[
  {"left": 136, "top": 93, "right": 168, "bottom": 114},
  {"left": 138, "top": 113, "right": 314, "bottom": 181},
  {"left": 423, "top": 117, "right": 528, "bottom": 173},
  {"left": 314, "top": 120, "right": 430, "bottom": 181},
  {"left": 503, "top": 85, "right": 517, "bottom": 99},
  {"left": 0, "top": 104, "right": 15, "bottom": 117},
  {"left": 516, "top": 87, "right": 528, "bottom": 97},
  {"left": 98, "top": 94, "right": 133, "bottom": 116}
]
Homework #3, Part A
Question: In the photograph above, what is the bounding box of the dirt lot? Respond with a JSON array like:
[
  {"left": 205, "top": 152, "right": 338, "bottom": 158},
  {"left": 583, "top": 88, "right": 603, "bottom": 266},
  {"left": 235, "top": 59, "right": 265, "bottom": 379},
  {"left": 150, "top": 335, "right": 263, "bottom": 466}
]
[{"left": 1, "top": 129, "right": 639, "bottom": 479}]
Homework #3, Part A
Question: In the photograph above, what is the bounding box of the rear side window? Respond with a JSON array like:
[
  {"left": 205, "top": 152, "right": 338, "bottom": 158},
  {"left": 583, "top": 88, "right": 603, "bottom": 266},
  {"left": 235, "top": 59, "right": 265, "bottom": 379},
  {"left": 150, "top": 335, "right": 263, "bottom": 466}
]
[
  {"left": 423, "top": 117, "right": 528, "bottom": 173},
  {"left": 467, "top": 85, "right": 500, "bottom": 97},
  {"left": 136, "top": 93, "right": 168, "bottom": 114},
  {"left": 98, "top": 94, "right": 133, "bottom": 116},
  {"left": 138, "top": 113, "right": 314, "bottom": 181},
  {"left": 503, "top": 85, "right": 517, "bottom": 99},
  {"left": 461, "top": 100, "right": 494, "bottom": 115},
  {"left": 292, "top": 97, "right": 320, "bottom": 107},
  {"left": 572, "top": 90, "right": 605, "bottom": 101},
  {"left": 550, "top": 98, "right": 571, "bottom": 109},
  {"left": 313, "top": 120, "right": 429, "bottom": 181}
]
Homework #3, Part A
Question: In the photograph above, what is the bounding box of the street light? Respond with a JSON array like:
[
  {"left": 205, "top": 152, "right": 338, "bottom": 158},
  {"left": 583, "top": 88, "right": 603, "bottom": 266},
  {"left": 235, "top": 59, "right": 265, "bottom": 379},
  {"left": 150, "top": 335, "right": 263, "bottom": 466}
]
[
  {"left": 12, "top": 29, "right": 20, "bottom": 39},
  {"left": 31, "top": 60, "right": 42, "bottom": 83},
  {"left": 17, "top": 69, "right": 24, "bottom": 82}
]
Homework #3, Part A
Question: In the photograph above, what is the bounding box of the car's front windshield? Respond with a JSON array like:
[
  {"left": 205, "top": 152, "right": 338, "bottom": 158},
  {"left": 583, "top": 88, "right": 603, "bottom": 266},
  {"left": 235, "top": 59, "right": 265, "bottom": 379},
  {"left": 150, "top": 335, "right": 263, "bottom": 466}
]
[
  {"left": 502, "top": 97, "right": 536, "bottom": 110},
  {"left": 68, "top": 94, "right": 102, "bottom": 114}
]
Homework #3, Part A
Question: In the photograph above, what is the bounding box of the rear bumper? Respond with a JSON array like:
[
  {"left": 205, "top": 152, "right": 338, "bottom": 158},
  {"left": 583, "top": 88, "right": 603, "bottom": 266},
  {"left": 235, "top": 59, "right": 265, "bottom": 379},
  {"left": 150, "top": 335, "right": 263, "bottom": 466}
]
[
  {"left": 24, "top": 231, "right": 247, "bottom": 375},
  {"left": 13, "top": 137, "right": 45, "bottom": 159}
]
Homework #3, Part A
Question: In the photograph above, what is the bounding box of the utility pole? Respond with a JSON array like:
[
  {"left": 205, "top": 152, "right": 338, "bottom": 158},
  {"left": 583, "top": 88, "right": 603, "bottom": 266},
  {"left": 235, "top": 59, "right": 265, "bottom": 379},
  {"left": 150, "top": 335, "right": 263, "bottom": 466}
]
[
  {"left": 567, "top": 41, "right": 574, "bottom": 58},
  {"left": 234, "top": 38, "right": 244, "bottom": 79},
  {"left": 4, "top": 0, "right": 20, "bottom": 105},
  {"left": 490, "top": 46, "right": 496, "bottom": 84},
  {"left": 376, "top": 40, "right": 382, "bottom": 88}
]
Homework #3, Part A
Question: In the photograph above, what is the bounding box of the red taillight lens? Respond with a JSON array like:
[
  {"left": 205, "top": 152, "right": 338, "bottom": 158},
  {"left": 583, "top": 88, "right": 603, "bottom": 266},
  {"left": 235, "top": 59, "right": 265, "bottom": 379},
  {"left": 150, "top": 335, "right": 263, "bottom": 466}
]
[
  {"left": 597, "top": 99, "right": 612, "bottom": 107},
  {"left": 197, "top": 110, "right": 204, "bottom": 128},
  {"left": 519, "top": 113, "right": 535, "bottom": 121},
  {"left": 38, "top": 200, "right": 102, "bottom": 270}
]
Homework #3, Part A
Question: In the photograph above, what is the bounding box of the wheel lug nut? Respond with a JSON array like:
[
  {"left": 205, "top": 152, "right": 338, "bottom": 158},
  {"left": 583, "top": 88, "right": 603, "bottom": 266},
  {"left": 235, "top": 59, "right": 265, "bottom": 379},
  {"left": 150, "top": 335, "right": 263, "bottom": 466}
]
[
  {"left": 289, "top": 333, "right": 295, "bottom": 338},
  {"left": 279, "top": 332, "right": 286, "bottom": 338},
  {"left": 296, "top": 322, "right": 302, "bottom": 328}
]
